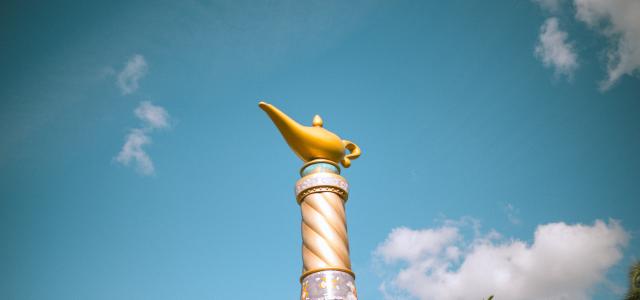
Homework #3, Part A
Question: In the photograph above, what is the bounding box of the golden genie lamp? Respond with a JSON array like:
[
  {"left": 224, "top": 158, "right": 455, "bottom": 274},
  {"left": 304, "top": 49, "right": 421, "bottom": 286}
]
[
  {"left": 259, "top": 102, "right": 361, "bottom": 168},
  {"left": 259, "top": 102, "right": 361, "bottom": 300}
]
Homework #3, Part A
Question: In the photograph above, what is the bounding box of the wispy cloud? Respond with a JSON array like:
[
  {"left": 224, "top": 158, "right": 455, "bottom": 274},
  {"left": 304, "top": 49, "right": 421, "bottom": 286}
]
[
  {"left": 375, "top": 219, "right": 628, "bottom": 300},
  {"left": 116, "top": 54, "right": 148, "bottom": 95},
  {"left": 115, "top": 128, "right": 154, "bottom": 175},
  {"left": 503, "top": 203, "right": 521, "bottom": 225},
  {"left": 535, "top": 17, "right": 579, "bottom": 79},
  {"left": 115, "top": 101, "right": 171, "bottom": 176},
  {"left": 574, "top": 0, "right": 640, "bottom": 90},
  {"left": 533, "top": 0, "right": 564, "bottom": 13},
  {"left": 112, "top": 54, "right": 171, "bottom": 176},
  {"left": 135, "top": 101, "right": 170, "bottom": 129}
]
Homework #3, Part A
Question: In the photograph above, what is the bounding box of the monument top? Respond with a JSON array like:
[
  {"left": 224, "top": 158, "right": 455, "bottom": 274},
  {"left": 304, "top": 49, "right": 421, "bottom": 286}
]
[{"left": 259, "top": 102, "right": 361, "bottom": 168}]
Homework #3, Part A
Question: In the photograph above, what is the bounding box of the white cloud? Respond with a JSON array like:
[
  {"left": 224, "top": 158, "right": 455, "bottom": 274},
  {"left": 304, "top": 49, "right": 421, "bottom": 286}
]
[
  {"left": 117, "top": 54, "right": 148, "bottom": 95},
  {"left": 115, "top": 129, "right": 154, "bottom": 175},
  {"left": 135, "top": 101, "right": 170, "bottom": 130},
  {"left": 115, "top": 101, "right": 171, "bottom": 175},
  {"left": 535, "top": 18, "right": 579, "bottom": 78},
  {"left": 377, "top": 227, "right": 461, "bottom": 264},
  {"left": 573, "top": 0, "right": 640, "bottom": 90},
  {"left": 375, "top": 219, "right": 629, "bottom": 300},
  {"left": 531, "top": 0, "right": 640, "bottom": 90}
]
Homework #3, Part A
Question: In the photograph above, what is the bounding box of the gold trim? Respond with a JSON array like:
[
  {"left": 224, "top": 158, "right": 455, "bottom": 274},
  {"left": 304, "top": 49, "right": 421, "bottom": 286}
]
[
  {"left": 297, "top": 186, "right": 348, "bottom": 204},
  {"left": 300, "top": 267, "right": 356, "bottom": 282}
]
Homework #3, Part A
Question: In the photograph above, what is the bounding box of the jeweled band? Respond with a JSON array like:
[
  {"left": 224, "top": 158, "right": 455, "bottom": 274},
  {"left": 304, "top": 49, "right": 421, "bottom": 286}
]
[
  {"left": 300, "top": 270, "right": 357, "bottom": 300},
  {"left": 295, "top": 172, "right": 349, "bottom": 203}
]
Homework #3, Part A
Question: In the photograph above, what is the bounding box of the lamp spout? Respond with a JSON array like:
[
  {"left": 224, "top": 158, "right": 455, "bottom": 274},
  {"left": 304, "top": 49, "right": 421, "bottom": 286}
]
[{"left": 259, "top": 101, "right": 306, "bottom": 150}]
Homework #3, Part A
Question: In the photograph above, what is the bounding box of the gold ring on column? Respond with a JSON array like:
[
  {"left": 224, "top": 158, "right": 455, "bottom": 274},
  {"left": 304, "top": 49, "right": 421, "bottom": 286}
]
[{"left": 295, "top": 172, "right": 349, "bottom": 203}]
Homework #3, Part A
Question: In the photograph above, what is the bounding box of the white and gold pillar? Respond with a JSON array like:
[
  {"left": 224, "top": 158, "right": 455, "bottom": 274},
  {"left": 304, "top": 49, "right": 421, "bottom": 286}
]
[{"left": 259, "top": 102, "right": 361, "bottom": 300}]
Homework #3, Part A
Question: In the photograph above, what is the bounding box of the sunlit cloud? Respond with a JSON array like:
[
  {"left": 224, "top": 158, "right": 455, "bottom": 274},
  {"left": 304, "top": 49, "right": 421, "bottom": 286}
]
[{"left": 375, "top": 219, "right": 628, "bottom": 300}]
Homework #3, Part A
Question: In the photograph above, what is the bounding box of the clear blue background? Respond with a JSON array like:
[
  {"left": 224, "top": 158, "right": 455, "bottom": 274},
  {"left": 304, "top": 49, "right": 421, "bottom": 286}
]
[{"left": 2, "top": 1, "right": 639, "bottom": 299}]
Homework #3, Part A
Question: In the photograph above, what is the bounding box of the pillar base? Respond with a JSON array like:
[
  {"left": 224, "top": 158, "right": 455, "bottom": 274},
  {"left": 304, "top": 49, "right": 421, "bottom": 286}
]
[{"left": 300, "top": 270, "right": 358, "bottom": 300}]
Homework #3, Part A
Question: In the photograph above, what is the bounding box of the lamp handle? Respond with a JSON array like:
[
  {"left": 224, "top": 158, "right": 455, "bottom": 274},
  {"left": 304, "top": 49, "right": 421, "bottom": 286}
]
[{"left": 341, "top": 140, "right": 361, "bottom": 168}]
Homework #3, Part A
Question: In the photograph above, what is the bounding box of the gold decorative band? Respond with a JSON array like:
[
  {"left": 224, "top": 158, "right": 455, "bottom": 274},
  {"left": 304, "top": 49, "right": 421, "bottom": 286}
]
[
  {"left": 297, "top": 186, "right": 347, "bottom": 204},
  {"left": 300, "top": 267, "right": 356, "bottom": 283},
  {"left": 295, "top": 172, "right": 349, "bottom": 203}
]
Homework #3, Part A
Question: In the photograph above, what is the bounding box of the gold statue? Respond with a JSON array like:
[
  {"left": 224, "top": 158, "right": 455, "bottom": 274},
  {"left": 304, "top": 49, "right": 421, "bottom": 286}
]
[{"left": 258, "top": 102, "right": 361, "bottom": 167}]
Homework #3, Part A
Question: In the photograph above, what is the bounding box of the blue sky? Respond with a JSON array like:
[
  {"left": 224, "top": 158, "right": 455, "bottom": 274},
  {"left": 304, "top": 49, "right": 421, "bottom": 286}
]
[{"left": 2, "top": 1, "right": 640, "bottom": 299}]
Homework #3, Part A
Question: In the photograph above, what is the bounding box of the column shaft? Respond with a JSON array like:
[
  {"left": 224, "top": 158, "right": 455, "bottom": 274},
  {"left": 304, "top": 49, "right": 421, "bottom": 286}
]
[{"left": 296, "top": 162, "right": 357, "bottom": 300}]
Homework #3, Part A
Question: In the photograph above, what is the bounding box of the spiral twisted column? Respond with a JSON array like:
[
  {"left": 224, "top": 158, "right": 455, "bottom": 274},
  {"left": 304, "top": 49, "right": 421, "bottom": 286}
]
[{"left": 295, "top": 160, "right": 357, "bottom": 300}]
